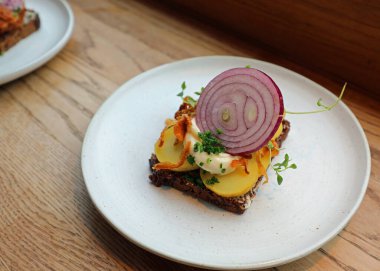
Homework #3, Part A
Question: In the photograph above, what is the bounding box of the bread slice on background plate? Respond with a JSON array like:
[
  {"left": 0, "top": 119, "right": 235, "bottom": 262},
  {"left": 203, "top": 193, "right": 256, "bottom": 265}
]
[{"left": 0, "top": 9, "right": 40, "bottom": 54}]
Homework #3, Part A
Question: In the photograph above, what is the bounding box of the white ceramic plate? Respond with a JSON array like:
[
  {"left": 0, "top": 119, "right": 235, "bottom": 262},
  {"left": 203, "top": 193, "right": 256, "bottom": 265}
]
[
  {"left": 0, "top": 0, "right": 74, "bottom": 85},
  {"left": 82, "top": 56, "right": 371, "bottom": 270}
]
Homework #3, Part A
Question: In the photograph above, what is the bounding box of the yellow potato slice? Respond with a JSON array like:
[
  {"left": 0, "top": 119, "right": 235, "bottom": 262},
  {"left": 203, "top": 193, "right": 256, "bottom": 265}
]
[
  {"left": 155, "top": 126, "right": 198, "bottom": 172},
  {"left": 200, "top": 138, "right": 277, "bottom": 197},
  {"left": 200, "top": 152, "right": 272, "bottom": 197}
]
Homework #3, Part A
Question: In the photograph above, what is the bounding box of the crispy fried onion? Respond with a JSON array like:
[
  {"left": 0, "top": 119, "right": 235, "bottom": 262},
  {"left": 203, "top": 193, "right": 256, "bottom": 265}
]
[
  {"left": 230, "top": 158, "right": 249, "bottom": 174},
  {"left": 158, "top": 115, "right": 192, "bottom": 148},
  {"left": 157, "top": 126, "right": 167, "bottom": 148},
  {"left": 153, "top": 141, "right": 191, "bottom": 170},
  {"left": 174, "top": 102, "right": 196, "bottom": 120},
  {"left": 173, "top": 115, "right": 190, "bottom": 142}
]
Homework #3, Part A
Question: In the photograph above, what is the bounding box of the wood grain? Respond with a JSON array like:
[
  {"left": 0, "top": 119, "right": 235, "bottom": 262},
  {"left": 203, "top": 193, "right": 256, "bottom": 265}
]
[
  {"left": 160, "top": 0, "right": 380, "bottom": 97},
  {"left": 0, "top": 0, "right": 379, "bottom": 270}
]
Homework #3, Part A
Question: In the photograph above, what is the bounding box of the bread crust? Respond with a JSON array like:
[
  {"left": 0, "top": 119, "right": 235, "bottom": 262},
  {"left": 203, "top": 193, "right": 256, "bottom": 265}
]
[{"left": 149, "top": 120, "right": 290, "bottom": 214}]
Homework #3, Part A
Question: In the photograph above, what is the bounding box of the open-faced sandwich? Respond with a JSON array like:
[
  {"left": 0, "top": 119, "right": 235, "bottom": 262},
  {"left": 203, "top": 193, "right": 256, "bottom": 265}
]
[
  {"left": 149, "top": 67, "right": 295, "bottom": 214},
  {"left": 0, "top": 0, "right": 40, "bottom": 54},
  {"left": 149, "top": 67, "right": 345, "bottom": 214}
]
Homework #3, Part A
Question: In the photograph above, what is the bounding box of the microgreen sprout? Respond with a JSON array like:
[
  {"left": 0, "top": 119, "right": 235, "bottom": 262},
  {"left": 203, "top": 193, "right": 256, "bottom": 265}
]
[
  {"left": 195, "top": 87, "right": 205, "bottom": 96},
  {"left": 245, "top": 65, "right": 251, "bottom": 68},
  {"left": 285, "top": 83, "right": 347, "bottom": 115},
  {"left": 177, "top": 81, "right": 186, "bottom": 98},
  {"left": 267, "top": 142, "right": 297, "bottom": 185},
  {"left": 177, "top": 82, "right": 199, "bottom": 107}
]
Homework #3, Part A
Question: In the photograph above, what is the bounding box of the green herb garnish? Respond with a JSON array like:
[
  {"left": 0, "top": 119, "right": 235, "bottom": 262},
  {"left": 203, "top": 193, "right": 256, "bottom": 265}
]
[
  {"left": 216, "top": 128, "right": 223, "bottom": 135},
  {"left": 206, "top": 158, "right": 212, "bottom": 164},
  {"left": 205, "top": 176, "right": 219, "bottom": 185},
  {"left": 199, "top": 162, "right": 204, "bottom": 166},
  {"left": 267, "top": 143, "right": 297, "bottom": 185},
  {"left": 197, "top": 131, "right": 226, "bottom": 154},
  {"left": 221, "top": 168, "right": 226, "bottom": 173},
  {"left": 245, "top": 65, "right": 251, "bottom": 68},
  {"left": 273, "top": 154, "right": 297, "bottom": 185},
  {"left": 267, "top": 141, "right": 274, "bottom": 150},
  {"left": 193, "top": 142, "right": 204, "bottom": 152},
  {"left": 177, "top": 82, "right": 198, "bottom": 107},
  {"left": 177, "top": 81, "right": 186, "bottom": 98},
  {"left": 286, "top": 83, "right": 347, "bottom": 115},
  {"left": 12, "top": 7, "right": 21, "bottom": 17},
  {"left": 195, "top": 87, "right": 205, "bottom": 96},
  {"left": 187, "top": 155, "right": 195, "bottom": 165}
]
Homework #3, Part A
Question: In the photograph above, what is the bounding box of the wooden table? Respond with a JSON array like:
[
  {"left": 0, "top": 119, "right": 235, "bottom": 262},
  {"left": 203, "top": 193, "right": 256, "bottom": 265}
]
[{"left": 1, "top": 1, "right": 379, "bottom": 270}]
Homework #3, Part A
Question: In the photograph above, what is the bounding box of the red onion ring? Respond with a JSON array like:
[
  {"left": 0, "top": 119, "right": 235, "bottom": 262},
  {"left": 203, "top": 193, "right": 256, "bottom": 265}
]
[{"left": 195, "top": 68, "right": 284, "bottom": 155}]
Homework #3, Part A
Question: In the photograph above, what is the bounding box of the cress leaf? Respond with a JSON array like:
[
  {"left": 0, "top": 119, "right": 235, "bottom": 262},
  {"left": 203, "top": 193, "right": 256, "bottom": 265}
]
[
  {"left": 277, "top": 174, "right": 283, "bottom": 185},
  {"left": 195, "top": 87, "right": 205, "bottom": 96}
]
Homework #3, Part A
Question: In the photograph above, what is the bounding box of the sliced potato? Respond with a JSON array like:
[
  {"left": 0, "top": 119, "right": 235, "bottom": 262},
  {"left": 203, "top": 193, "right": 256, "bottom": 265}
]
[
  {"left": 200, "top": 151, "right": 271, "bottom": 197},
  {"left": 155, "top": 126, "right": 198, "bottom": 172}
]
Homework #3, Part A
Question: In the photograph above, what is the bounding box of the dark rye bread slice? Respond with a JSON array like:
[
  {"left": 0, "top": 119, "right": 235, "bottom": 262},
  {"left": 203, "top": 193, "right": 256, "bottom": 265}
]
[
  {"left": 149, "top": 120, "right": 291, "bottom": 214},
  {"left": 0, "top": 10, "right": 40, "bottom": 53}
]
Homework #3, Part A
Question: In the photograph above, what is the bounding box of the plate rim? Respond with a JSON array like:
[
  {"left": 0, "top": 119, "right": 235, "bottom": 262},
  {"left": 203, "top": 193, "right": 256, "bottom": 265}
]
[
  {"left": 0, "top": 0, "right": 74, "bottom": 85},
  {"left": 81, "top": 56, "right": 371, "bottom": 270}
]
